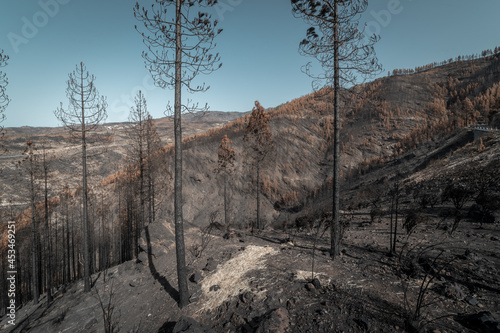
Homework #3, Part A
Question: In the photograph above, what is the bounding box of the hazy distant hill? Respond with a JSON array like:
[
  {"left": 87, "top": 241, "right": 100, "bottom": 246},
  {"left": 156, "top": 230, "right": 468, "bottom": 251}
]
[{"left": 0, "top": 111, "right": 245, "bottom": 206}]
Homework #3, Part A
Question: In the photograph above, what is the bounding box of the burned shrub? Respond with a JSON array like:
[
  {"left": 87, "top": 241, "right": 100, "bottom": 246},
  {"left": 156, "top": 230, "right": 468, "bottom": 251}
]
[
  {"left": 370, "top": 207, "right": 385, "bottom": 224},
  {"left": 403, "top": 210, "right": 428, "bottom": 236},
  {"left": 398, "top": 242, "right": 455, "bottom": 332},
  {"left": 412, "top": 184, "right": 441, "bottom": 209},
  {"left": 469, "top": 203, "right": 495, "bottom": 224},
  {"left": 441, "top": 183, "right": 474, "bottom": 210},
  {"left": 474, "top": 190, "right": 500, "bottom": 226},
  {"left": 295, "top": 210, "right": 327, "bottom": 232}
]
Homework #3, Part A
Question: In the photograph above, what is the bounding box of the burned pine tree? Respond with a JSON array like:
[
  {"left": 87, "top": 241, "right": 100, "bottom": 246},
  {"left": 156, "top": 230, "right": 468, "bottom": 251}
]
[
  {"left": 127, "top": 90, "right": 149, "bottom": 259},
  {"left": 59, "top": 183, "right": 76, "bottom": 284},
  {"left": 144, "top": 115, "right": 165, "bottom": 226},
  {"left": 292, "top": 0, "right": 381, "bottom": 258},
  {"left": 134, "top": 0, "right": 222, "bottom": 308},
  {"left": 0, "top": 49, "right": 9, "bottom": 138},
  {"left": 40, "top": 143, "right": 54, "bottom": 304},
  {"left": 243, "top": 102, "right": 273, "bottom": 232},
  {"left": 18, "top": 140, "right": 41, "bottom": 304},
  {"left": 54, "top": 62, "right": 107, "bottom": 292},
  {"left": 215, "top": 135, "right": 236, "bottom": 231}
]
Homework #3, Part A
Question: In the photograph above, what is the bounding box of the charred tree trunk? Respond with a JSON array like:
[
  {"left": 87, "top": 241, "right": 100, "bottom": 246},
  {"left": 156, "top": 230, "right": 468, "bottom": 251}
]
[
  {"left": 27, "top": 143, "right": 39, "bottom": 304},
  {"left": 174, "top": 0, "right": 189, "bottom": 308},
  {"left": 331, "top": 0, "right": 341, "bottom": 259},
  {"left": 256, "top": 165, "right": 261, "bottom": 231},
  {"left": 43, "top": 148, "right": 52, "bottom": 304},
  {"left": 392, "top": 183, "right": 400, "bottom": 254},
  {"left": 224, "top": 173, "right": 228, "bottom": 229}
]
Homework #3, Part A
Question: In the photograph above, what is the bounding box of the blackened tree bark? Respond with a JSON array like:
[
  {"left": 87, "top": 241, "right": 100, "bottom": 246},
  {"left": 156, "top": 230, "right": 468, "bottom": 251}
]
[
  {"left": 127, "top": 90, "right": 149, "bottom": 259},
  {"left": 292, "top": 0, "right": 381, "bottom": 258},
  {"left": 145, "top": 115, "right": 163, "bottom": 226},
  {"left": 41, "top": 143, "right": 53, "bottom": 304},
  {"left": 215, "top": 135, "right": 235, "bottom": 230},
  {"left": 21, "top": 140, "right": 40, "bottom": 304},
  {"left": 135, "top": 0, "right": 222, "bottom": 308},
  {"left": 243, "top": 102, "right": 273, "bottom": 231},
  {"left": 61, "top": 184, "right": 73, "bottom": 282}
]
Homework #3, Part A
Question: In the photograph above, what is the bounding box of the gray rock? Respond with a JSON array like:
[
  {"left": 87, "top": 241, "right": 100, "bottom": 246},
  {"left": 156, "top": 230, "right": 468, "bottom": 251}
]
[
  {"left": 465, "top": 296, "right": 479, "bottom": 306},
  {"left": 440, "top": 282, "right": 465, "bottom": 300},
  {"left": 305, "top": 283, "right": 315, "bottom": 291},
  {"left": 173, "top": 316, "right": 216, "bottom": 333},
  {"left": 203, "top": 257, "right": 218, "bottom": 272},
  {"left": 240, "top": 291, "right": 253, "bottom": 304},
  {"left": 312, "top": 278, "right": 321, "bottom": 290},
  {"left": 230, "top": 313, "right": 247, "bottom": 327},
  {"left": 456, "top": 311, "right": 500, "bottom": 332},
  {"left": 189, "top": 271, "right": 202, "bottom": 283},
  {"left": 189, "top": 293, "right": 200, "bottom": 303},
  {"left": 286, "top": 297, "right": 298, "bottom": 309},
  {"left": 256, "top": 308, "right": 289, "bottom": 333},
  {"left": 137, "top": 251, "right": 148, "bottom": 265}
]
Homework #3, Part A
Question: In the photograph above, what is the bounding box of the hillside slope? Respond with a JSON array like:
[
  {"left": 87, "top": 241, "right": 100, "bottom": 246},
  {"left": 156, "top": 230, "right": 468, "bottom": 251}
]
[
  {"left": 150, "top": 53, "right": 500, "bottom": 228},
  {"left": 1, "top": 54, "right": 500, "bottom": 331},
  {"left": 0, "top": 111, "right": 245, "bottom": 207},
  {"left": 2, "top": 127, "right": 499, "bottom": 333}
]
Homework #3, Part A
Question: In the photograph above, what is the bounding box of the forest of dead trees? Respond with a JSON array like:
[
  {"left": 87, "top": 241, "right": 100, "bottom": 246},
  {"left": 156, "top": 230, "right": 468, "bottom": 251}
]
[
  {"left": 1, "top": 49, "right": 500, "bottom": 313},
  {"left": 0, "top": 0, "right": 500, "bottom": 319},
  {"left": 0, "top": 95, "right": 279, "bottom": 314},
  {"left": 0, "top": 105, "right": 171, "bottom": 311}
]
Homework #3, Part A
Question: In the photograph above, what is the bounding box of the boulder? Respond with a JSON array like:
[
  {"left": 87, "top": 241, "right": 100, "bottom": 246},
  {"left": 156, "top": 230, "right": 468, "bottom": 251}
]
[
  {"left": 256, "top": 308, "right": 289, "bottom": 333},
  {"left": 189, "top": 271, "right": 202, "bottom": 284},
  {"left": 455, "top": 311, "right": 500, "bottom": 333},
  {"left": 203, "top": 257, "right": 218, "bottom": 272}
]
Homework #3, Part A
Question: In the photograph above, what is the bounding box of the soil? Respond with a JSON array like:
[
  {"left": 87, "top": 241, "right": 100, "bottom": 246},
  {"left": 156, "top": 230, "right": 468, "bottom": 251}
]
[{"left": 2, "top": 210, "right": 499, "bottom": 333}]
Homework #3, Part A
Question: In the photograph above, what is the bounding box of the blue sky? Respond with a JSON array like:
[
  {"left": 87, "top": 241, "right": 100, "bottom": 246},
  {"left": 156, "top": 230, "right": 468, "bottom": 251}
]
[{"left": 0, "top": 0, "right": 499, "bottom": 127}]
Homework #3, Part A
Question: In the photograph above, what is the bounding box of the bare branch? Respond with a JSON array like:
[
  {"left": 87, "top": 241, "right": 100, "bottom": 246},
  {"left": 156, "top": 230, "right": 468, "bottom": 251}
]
[
  {"left": 134, "top": 0, "right": 222, "bottom": 95},
  {"left": 54, "top": 62, "right": 107, "bottom": 293},
  {"left": 0, "top": 49, "right": 9, "bottom": 137},
  {"left": 135, "top": 0, "right": 222, "bottom": 308},
  {"left": 292, "top": 0, "right": 382, "bottom": 89}
]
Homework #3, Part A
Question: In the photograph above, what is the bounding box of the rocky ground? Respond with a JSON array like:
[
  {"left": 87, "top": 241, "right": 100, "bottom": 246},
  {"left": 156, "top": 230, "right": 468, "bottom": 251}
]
[{"left": 1, "top": 207, "right": 499, "bottom": 333}]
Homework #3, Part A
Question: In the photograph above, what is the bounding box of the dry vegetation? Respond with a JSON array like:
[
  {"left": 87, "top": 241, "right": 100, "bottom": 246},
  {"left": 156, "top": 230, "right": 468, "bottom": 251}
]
[{"left": 1, "top": 54, "right": 500, "bottom": 332}]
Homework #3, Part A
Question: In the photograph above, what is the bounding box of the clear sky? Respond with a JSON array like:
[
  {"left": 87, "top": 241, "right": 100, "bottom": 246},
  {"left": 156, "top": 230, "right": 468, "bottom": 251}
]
[{"left": 0, "top": 0, "right": 499, "bottom": 127}]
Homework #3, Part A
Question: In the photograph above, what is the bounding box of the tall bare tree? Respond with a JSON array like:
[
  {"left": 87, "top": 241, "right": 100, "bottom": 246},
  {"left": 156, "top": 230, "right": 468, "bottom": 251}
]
[
  {"left": 134, "top": 0, "right": 222, "bottom": 308},
  {"left": 0, "top": 49, "right": 9, "bottom": 138},
  {"left": 144, "top": 115, "right": 164, "bottom": 226},
  {"left": 215, "top": 135, "right": 235, "bottom": 230},
  {"left": 243, "top": 101, "right": 273, "bottom": 231},
  {"left": 60, "top": 183, "right": 74, "bottom": 283},
  {"left": 54, "top": 62, "right": 107, "bottom": 292},
  {"left": 127, "top": 90, "right": 149, "bottom": 259},
  {"left": 292, "top": 0, "right": 381, "bottom": 258},
  {"left": 40, "top": 143, "right": 53, "bottom": 304},
  {"left": 19, "top": 140, "right": 40, "bottom": 304},
  {"left": 388, "top": 179, "right": 401, "bottom": 254}
]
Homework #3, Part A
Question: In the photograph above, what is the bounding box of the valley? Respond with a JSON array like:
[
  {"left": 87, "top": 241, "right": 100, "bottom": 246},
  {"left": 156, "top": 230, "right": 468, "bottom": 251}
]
[{"left": 1, "top": 43, "right": 500, "bottom": 333}]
